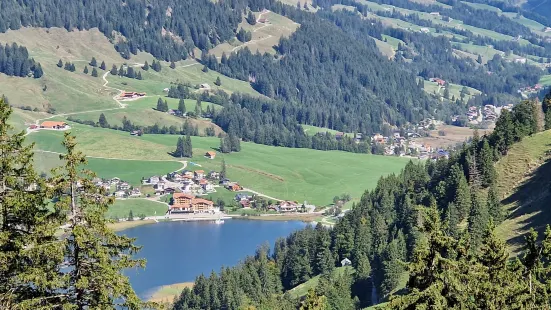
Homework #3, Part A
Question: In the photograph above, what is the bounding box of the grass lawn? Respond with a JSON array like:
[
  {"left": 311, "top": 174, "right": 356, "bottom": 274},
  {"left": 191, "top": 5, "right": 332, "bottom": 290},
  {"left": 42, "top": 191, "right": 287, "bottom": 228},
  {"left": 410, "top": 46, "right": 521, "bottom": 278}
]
[
  {"left": 495, "top": 130, "right": 551, "bottom": 255},
  {"left": 30, "top": 145, "right": 182, "bottom": 186},
  {"left": 139, "top": 134, "right": 412, "bottom": 206},
  {"left": 301, "top": 125, "right": 354, "bottom": 137},
  {"left": 107, "top": 199, "right": 168, "bottom": 219},
  {"left": 423, "top": 80, "right": 481, "bottom": 100},
  {"left": 28, "top": 123, "right": 410, "bottom": 205},
  {"left": 286, "top": 267, "right": 353, "bottom": 299},
  {"left": 539, "top": 74, "right": 551, "bottom": 86}
]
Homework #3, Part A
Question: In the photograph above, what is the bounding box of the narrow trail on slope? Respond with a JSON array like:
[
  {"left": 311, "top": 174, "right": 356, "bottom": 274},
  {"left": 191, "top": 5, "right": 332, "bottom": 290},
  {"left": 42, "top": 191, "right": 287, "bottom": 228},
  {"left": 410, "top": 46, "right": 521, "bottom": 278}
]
[{"left": 26, "top": 72, "right": 131, "bottom": 136}]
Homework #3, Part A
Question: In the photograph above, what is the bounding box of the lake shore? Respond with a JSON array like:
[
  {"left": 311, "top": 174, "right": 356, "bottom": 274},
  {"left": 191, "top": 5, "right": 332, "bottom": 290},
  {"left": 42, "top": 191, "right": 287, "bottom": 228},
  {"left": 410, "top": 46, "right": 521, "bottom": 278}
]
[
  {"left": 108, "top": 219, "right": 158, "bottom": 231},
  {"left": 229, "top": 213, "right": 321, "bottom": 222},
  {"left": 147, "top": 282, "right": 194, "bottom": 304},
  {"left": 109, "top": 213, "right": 321, "bottom": 232}
]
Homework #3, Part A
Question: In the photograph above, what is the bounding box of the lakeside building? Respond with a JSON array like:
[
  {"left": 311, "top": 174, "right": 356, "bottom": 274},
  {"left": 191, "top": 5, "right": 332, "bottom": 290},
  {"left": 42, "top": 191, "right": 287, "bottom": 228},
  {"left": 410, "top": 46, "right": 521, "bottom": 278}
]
[{"left": 170, "top": 193, "right": 215, "bottom": 214}]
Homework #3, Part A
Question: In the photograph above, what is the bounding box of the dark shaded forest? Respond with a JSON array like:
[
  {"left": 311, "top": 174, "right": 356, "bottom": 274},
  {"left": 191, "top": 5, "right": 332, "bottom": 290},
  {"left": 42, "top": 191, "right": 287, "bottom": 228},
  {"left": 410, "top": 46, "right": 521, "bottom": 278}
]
[{"left": 0, "top": 43, "right": 42, "bottom": 78}]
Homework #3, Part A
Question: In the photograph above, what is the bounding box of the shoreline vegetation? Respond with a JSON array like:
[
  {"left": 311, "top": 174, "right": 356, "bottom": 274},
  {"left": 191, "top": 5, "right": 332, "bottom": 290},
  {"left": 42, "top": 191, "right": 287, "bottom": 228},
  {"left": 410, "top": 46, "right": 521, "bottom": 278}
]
[
  {"left": 147, "top": 282, "right": 195, "bottom": 304},
  {"left": 109, "top": 213, "right": 324, "bottom": 232}
]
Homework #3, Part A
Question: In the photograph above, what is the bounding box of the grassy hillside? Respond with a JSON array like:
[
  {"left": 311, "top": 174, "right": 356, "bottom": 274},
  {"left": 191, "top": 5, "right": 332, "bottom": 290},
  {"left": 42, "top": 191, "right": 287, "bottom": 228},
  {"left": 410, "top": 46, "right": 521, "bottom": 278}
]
[
  {"left": 27, "top": 123, "right": 411, "bottom": 205},
  {"left": 211, "top": 10, "right": 299, "bottom": 56},
  {"left": 495, "top": 129, "right": 551, "bottom": 254},
  {"left": 286, "top": 267, "right": 354, "bottom": 300},
  {"left": 0, "top": 27, "right": 261, "bottom": 119},
  {"left": 68, "top": 94, "right": 224, "bottom": 134}
]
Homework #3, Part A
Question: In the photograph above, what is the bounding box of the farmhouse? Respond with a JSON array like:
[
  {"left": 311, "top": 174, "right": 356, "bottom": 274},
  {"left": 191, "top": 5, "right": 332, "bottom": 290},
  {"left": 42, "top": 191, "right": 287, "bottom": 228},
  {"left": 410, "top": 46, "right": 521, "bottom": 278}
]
[
  {"left": 114, "top": 190, "right": 126, "bottom": 198},
  {"left": 119, "top": 91, "right": 146, "bottom": 99},
  {"left": 199, "top": 83, "right": 211, "bottom": 89},
  {"left": 279, "top": 201, "right": 299, "bottom": 213},
  {"left": 40, "top": 121, "right": 68, "bottom": 130},
  {"left": 129, "top": 188, "right": 141, "bottom": 197},
  {"left": 208, "top": 171, "right": 220, "bottom": 179},
  {"left": 429, "top": 78, "right": 446, "bottom": 86},
  {"left": 335, "top": 132, "right": 344, "bottom": 140},
  {"left": 226, "top": 183, "right": 242, "bottom": 191},
  {"left": 118, "top": 182, "right": 130, "bottom": 190},
  {"left": 205, "top": 151, "right": 216, "bottom": 159},
  {"left": 194, "top": 170, "right": 205, "bottom": 180}
]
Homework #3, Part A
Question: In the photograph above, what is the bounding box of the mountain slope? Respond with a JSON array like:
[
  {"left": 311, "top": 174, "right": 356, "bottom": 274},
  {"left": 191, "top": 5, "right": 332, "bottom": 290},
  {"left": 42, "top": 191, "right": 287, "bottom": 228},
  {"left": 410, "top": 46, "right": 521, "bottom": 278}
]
[{"left": 496, "top": 129, "right": 551, "bottom": 254}]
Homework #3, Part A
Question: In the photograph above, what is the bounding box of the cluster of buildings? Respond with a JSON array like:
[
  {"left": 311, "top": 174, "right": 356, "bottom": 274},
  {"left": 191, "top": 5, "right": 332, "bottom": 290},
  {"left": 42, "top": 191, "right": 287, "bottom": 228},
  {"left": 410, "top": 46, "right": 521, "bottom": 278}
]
[
  {"left": 146, "top": 169, "right": 216, "bottom": 195},
  {"left": 518, "top": 83, "right": 543, "bottom": 95},
  {"left": 91, "top": 177, "right": 143, "bottom": 198},
  {"left": 234, "top": 192, "right": 304, "bottom": 213}
]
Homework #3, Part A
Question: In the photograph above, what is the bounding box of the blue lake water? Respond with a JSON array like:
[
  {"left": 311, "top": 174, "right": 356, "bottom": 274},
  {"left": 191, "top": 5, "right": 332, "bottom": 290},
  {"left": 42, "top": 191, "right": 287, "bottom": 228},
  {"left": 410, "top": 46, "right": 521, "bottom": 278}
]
[{"left": 122, "top": 219, "right": 307, "bottom": 299}]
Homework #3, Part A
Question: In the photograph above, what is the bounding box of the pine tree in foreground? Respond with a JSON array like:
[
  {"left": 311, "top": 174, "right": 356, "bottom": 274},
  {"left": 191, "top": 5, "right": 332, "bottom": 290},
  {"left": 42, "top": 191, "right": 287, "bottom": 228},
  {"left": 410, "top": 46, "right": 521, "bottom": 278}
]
[
  {"left": 0, "top": 98, "right": 62, "bottom": 308},
  {"left": 51, "top": 132, "right": 154, "bottom": 309}
]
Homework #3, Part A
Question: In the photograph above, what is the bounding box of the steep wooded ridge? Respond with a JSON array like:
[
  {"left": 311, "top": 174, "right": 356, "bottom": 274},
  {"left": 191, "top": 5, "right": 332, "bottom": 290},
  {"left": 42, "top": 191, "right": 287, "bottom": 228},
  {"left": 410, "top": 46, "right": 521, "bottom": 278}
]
[
  {"left": 171, "top": 97, "right": 551, "bottom": 309},
  {"left": 0, "top": 0, "right": 244, "bottom": 60}
]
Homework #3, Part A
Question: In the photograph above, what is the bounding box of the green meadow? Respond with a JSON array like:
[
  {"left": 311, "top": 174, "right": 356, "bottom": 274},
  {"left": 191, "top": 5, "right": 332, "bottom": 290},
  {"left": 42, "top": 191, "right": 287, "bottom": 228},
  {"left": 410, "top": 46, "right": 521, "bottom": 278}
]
[
  {"left": 31, "top": 150, "right": 182, "bottom": 186},
  {"left": 28, "top": 123, "right": 411, "bottom": 205},
  {"left": 107, "top": 199, "right": 168, "bottom": 219}
]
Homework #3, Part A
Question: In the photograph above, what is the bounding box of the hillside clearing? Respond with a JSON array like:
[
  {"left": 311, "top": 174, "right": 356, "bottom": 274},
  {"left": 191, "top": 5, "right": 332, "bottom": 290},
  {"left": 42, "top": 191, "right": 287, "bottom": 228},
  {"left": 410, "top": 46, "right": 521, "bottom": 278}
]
[
  {"left": 147, "top": 282, "right": 195, "bottom": 304},
  {"left": 495, "top": 130, "right": 551, "bottom": 254}
]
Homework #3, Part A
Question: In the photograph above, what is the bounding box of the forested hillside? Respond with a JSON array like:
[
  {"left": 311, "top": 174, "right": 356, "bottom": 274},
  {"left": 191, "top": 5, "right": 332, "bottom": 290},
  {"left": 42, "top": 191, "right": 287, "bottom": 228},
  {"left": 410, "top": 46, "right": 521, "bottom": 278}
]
[
  {"left": 172, "top": 96, "right": 551, "bottom": 309},
  {"left": 0, "top": 0, "right": 245, "bottom": 60},
  {"left": 206, "top": 19, "right": 433, "bottom": 133}
]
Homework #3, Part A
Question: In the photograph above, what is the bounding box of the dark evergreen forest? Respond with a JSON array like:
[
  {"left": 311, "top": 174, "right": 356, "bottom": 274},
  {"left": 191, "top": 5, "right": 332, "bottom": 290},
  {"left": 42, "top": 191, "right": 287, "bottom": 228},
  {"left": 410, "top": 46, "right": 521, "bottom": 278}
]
[
  {"left": 0, "top": 0, "right": 246, "bottom": 61},
  {"left": 0, "top": 43, "right": 42, "bottom": 78}
]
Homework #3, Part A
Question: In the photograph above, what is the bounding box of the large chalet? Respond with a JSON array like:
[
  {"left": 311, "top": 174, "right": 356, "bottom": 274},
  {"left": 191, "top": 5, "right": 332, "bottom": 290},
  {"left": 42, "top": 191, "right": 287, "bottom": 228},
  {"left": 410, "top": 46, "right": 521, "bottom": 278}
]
[{"left": 170, "top": 193, "right": 215, "bottom": 214}]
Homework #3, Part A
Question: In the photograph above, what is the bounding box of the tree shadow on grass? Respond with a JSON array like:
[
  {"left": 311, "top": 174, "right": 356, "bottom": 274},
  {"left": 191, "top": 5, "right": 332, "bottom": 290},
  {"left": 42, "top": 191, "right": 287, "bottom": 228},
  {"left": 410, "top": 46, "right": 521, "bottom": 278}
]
[{"left": 502, "top": 156, "right": 551, "bottom": 249}]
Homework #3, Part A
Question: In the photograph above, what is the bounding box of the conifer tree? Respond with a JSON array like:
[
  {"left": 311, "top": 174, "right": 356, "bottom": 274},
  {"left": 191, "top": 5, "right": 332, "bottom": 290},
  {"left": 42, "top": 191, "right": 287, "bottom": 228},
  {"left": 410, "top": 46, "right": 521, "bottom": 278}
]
[
  {"left": 215, "top": 76, "right": 222, "bottom": 86},
  {"left": 142, "top": 61, "right": 149, "bottom": 71},
  {"left": 83, "top": 65, "right": 89, "bottom": 74},
  {"left": 300, "top": 289, "right": 328, "bottom": 310},
  {"left": 313, "top": 223, "right": 334, "bottom": 275},
  {"left": 89, "top": 57, "right": 97, "bottom": 67},
  {"left": 0, "top": 99, "right": 62, "bottom": 308},
  {"left": 51, "top": 132, "right": 152, "bottom": 309},
  {"left": 175, "top": 136, "right": 185, "bottom": 158},
  {"left": 98, "top": 113, "right": 108, "bottom": 128},
  {"left": 170, "top": 61, "right": 176, "bottom": 69},
  {"left": 220, "top": 159, "right": 227, "bottom": 180},
  {"left": 185, "top": 134, "right": 193, "bottom": 158},
  {"left": 33, "top": 63, "right": 43, "bottom": 78},
  {"left": 178, "top": 98, "right": 186, "bottom": 115},
  {"left": 118, "top": 65, "right": 125, "bottom": 77},
  {"left": 110, "top": 64, "right": 118, "bottom": 75},
  {"left": 479, "top": 139, "right": 496, "bottom": 187},
  {"left": 136, "top": 71, "right": 142, "bottom": 80},
  {"left": 246, "top": 11, "right": 257, "bottom": 25},
  {"left": 487, "top": 184, "right": 503, "bottom": 223},
  {"left": 100, "top": 61, "right": 106, "bottom": 70},
  {"left": 57, "top": 59, "right": 63, "bottom": 68},
  {"left": 468, "top": 191, "right": 488, "bottom": 250},
  {"left": 91, "top": 67, "right": 98, "bottom": 77},
  {"left": 202, "top": 65, "right": 209, "bottom": 73}
]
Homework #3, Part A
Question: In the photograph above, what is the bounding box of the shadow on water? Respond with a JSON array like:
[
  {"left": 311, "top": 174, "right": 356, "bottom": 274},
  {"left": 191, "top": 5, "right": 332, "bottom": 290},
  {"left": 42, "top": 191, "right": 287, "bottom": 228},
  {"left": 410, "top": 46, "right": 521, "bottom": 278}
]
[{"left": 502, "top": 155, "right": 551, "bottom": 249}]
